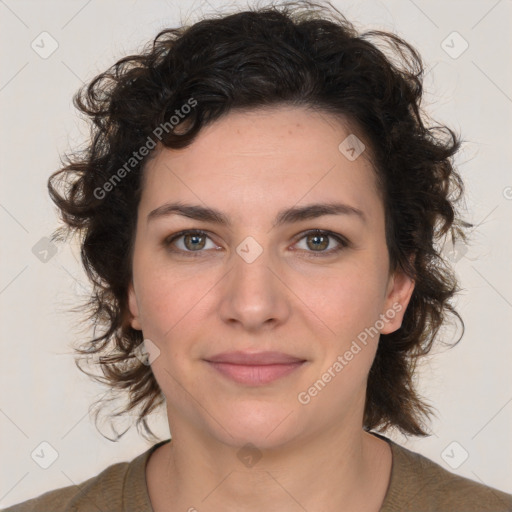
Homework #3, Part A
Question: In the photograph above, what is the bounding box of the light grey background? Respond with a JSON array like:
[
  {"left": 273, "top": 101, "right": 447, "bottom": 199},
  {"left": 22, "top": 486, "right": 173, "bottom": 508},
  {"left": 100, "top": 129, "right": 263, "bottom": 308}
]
[{"left": 1, "top": 0, "right": 511, "bottom": 507}]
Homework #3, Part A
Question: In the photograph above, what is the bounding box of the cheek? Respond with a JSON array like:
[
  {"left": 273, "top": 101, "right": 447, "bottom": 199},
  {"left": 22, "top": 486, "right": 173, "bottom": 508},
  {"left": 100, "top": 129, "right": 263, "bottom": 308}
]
[
  {"left": 292, "top": 261, "right": 387, "bottom": 336},
  {"left": 137, "top": 278, "right": 182, "bottom": 329},
  {"left": 294, "top": 268, "right": 386, "bottom": 408},
  {"left": 134, "top": 260, "right": 217, "bottom": 343}
]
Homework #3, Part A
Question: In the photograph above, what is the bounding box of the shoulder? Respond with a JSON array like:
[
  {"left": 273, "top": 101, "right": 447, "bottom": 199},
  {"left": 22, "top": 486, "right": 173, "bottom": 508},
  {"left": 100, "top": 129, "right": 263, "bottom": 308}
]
[
  {"left": 0, "top": 440, "right": 167, "bottom": 512},
  {"left": 1, "top": 460, "right": 130, "bottom": 512},
  {"left": 381, "top": 436, "right": 512, "bottom": 512}
]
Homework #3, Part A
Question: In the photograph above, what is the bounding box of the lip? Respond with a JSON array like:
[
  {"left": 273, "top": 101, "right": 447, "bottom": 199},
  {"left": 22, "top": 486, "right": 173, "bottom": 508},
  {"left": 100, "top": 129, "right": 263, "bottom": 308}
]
[
  {"left": 204, "top": 351, "right": 306, "bottom": 386},
  {"left": 206, "top": 351, "right": 305, "bottom": 365}
]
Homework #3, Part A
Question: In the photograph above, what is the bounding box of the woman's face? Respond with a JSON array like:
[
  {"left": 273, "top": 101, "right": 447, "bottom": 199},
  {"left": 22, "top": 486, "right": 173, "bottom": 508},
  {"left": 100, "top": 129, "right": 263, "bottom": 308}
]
[{"left": 128, "top": 106, "right": 414, "bottom": 448}]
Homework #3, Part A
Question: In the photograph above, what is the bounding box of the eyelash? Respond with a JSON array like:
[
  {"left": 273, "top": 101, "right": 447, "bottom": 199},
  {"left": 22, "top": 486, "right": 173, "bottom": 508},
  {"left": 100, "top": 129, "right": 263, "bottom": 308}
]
[{"left": 163, "top": 229, "right": 349, "bottom": 258}]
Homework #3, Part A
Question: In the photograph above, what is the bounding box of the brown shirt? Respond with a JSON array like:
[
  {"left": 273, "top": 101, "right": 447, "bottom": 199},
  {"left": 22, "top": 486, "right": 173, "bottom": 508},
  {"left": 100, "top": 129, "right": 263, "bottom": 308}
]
[{"left": 3, "top": 433, "right": 512, "bottom": 512}]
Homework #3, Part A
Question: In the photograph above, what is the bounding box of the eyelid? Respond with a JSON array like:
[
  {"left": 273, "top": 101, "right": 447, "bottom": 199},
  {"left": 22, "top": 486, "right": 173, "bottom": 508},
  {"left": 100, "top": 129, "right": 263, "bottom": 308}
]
[
  {"left": 163, "top": 229, "right": 220, "bottom": 256},
  {"left": 291, "top": 229, "right": 349, "bottom": 257},
  {"left": 163, "top": 228, "right": 350, "bottom": 256}
]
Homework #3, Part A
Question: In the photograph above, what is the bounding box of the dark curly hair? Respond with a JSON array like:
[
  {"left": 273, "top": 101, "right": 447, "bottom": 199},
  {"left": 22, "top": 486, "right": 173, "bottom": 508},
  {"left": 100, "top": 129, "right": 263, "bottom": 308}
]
[{"left": 48, "top": 0, "right": 472, "bottom": 442}]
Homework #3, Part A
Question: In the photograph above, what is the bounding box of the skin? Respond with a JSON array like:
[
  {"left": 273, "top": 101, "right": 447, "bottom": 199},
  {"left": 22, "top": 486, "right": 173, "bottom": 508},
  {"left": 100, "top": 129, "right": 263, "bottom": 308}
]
[{"left": 128, "top": 106, "right": 415, "bottom": 512}]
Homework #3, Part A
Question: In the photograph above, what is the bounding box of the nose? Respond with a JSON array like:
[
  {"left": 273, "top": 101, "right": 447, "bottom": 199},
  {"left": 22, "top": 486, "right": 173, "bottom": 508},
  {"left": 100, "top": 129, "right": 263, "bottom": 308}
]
[{"left": 217, "top": 242, "right": 291, "bottom": 332}]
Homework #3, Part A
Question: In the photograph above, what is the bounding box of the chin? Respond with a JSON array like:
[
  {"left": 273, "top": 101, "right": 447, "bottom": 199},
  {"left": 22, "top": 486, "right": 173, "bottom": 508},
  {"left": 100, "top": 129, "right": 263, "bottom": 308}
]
[{"left": 210, "top": 400, "right": 301, "bottom": 450}]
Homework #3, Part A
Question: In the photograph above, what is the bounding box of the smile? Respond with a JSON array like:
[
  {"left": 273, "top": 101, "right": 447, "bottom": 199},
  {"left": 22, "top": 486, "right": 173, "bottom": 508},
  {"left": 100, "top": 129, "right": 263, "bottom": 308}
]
[{"left": 206, "top": 361, "right": 306, "bottom": 386}]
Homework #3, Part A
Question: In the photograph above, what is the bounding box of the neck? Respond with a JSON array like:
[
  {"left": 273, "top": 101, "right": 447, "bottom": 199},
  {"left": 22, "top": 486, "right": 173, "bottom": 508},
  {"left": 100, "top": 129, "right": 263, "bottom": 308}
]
[{"left": 147, "top": 425, "right": 392, "bottom": 512}]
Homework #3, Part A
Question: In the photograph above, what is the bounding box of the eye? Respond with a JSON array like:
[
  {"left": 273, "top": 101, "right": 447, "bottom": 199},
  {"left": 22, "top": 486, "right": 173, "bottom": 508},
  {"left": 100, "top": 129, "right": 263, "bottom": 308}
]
[
  {"left": 164, "top": 230, "right": 219, "bottom": 256},
  {"left": 163, "top": 229, "right": 349, "bottom": 257},
  {"left": 293, "top": 229, "right": 349, "bottom": 257}
]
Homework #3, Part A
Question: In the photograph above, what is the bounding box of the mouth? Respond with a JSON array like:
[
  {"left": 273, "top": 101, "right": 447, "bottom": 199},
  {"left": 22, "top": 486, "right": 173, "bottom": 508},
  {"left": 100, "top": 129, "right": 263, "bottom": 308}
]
[{"left": 204, "top": 351, "right": 307, "bottom": 386}]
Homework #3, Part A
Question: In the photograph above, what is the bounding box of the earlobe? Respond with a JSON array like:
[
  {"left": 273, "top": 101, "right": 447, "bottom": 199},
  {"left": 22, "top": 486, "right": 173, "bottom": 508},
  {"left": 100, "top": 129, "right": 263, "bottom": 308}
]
[
  {"left": 127, "top": 281, "right": 142, "bottom": 331},
  {"left": 380, "top": 269, "right": 415, "bottom": 335}
]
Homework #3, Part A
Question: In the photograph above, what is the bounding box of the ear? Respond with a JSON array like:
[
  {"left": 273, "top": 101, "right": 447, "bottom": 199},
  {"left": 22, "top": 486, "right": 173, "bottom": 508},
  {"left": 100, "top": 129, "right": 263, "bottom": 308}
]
[
  {"left": 127, "top": 280, "right": 142, "bottom": 331},
  {"left": 379, "top": 263, "right": 415, "bottom": 335}
]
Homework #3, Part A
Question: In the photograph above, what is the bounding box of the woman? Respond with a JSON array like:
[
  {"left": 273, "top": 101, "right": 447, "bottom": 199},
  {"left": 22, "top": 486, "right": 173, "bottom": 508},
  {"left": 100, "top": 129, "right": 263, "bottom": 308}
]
[{"left": 4, "top": 1, "right": 512, "bottom": 511}]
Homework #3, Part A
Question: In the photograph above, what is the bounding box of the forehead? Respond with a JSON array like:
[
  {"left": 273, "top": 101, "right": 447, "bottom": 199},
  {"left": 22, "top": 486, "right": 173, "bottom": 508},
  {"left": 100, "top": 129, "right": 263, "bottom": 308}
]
[{"left": 139, "top": 106, "right": 383, "bottom": 227}]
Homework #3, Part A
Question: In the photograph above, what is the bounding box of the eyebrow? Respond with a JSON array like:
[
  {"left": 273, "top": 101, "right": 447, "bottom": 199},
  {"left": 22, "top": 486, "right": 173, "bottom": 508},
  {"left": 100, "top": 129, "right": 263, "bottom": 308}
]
[{"left": 147, "top": 201, "right": 366, "bottom": 228}]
